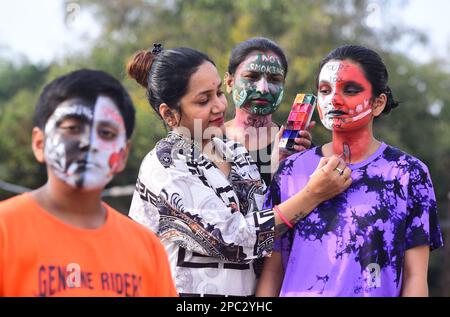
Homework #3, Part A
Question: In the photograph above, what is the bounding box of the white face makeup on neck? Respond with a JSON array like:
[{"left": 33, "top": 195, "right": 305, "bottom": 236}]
[{"left": 44, "top": 96, "right": 127, "bottom": 190}]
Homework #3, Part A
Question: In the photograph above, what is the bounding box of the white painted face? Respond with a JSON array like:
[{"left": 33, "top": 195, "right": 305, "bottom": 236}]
[
  {"left": 44, "top": 96, "right": 127, "bottom": 190},
  {"left": 317, "top": 60, "right": 374, "bottom": 131}
]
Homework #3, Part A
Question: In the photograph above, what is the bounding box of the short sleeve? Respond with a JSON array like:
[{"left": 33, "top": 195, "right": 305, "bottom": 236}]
[
  {"left": 129, "top": 178, "right": 160, "bottom": 233},
  {"left": 405, "top": 162, "right": 443, "bottom": 251}
]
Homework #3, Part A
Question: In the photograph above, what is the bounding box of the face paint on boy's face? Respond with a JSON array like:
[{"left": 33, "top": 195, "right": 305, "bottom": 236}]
[
  {"left": 232, "top": 52, "right": 284, "bottom": 116},
  {"left": 44, "top": 96, "right": 127, "bottom": 190},
  {"left": 317, "top": 60, "right": 373, "bottom": 131}
]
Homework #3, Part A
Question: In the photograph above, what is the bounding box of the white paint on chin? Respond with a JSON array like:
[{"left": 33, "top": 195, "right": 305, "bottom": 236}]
[
  {"left": 60, "top": 164, "right": 114, "bottom": 190},
  {"left": 79, "top": 167, "right": 113, "bottom": 190},
  {"left": 319, "top": 99, "right": 335, "bottom": 131},
  {"left": 322, "top": 116, "right": 334, "bottom": 130}
]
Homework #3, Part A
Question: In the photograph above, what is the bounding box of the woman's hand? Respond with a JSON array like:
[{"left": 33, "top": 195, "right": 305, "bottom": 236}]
[
  {"left": 271, "top": 122, "right": 316, "bottom": 178},
  {"left": 274, "top": 155, "right": 352, "bottom": 236},
  {"left": 306, "top": 155, "right": 352, "bottom": 203},
  {"left": 275, "top": 122, "right": 315, "bottom": 163},
  {"left": 271, "top": 125, "right": 290, "bottom": 175}
]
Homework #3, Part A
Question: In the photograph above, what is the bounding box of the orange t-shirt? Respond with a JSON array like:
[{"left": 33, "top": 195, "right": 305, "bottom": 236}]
[{"left": 0, "top": 193, "right": 177, "bottom": 297}]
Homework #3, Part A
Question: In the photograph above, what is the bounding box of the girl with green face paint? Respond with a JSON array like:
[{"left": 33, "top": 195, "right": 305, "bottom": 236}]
[
  {"left": 232, "top": 52, "right": 285, "bottom": 116},
  {"left": 225, "top": 37, "right": 314, "bottom": 187}
]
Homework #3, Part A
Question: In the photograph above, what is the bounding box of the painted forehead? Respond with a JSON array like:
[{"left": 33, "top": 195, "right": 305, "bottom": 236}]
[
  {"left": 240, "top": 52, "right": 285, "bottom": 76},
  {"left": 94, "top": 96, "right": 126, "bottom": 129},
  {"left": 319, "top": 60, "right": 369, "bottom": 84}
]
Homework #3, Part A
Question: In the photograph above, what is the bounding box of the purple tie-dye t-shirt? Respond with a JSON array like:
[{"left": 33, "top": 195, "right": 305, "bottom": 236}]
[{"left": 264, "top": 143, "right": 443, "bottom": 297}]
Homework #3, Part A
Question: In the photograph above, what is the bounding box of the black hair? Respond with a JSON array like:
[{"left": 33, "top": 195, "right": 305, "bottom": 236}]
[
  {"left": 227, "top": 37, "right": 288, "bottom": 77},
  {"left": 317, "top": 44, "right": 399, "bottom": 114},
  {"left": 34, "top": 69, "right": 135, "bottom": 138},
  {"left": 127, "top": 47, "right": 214, "bottom": 118}
]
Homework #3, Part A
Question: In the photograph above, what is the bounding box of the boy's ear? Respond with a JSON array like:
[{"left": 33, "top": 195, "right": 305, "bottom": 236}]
[
  {"left": 115, "top": 140, "right": 132, "bottom": 174},
  {"left": 224, "top": 72, "right": 234, "bottom": 94},
  {"left": 372, "top": 93, "right": 387, "bottom": 117},
  {"left": 31, "top": 127, "right": 46, "bottom": 163}
]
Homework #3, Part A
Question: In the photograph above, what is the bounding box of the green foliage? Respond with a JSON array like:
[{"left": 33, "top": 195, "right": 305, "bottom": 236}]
[
  {"left": 0, "top": 89, "right": 47, "bottom": 191},
  {"left": 0, "top": 58, "right": 49, "bottom": 104}
]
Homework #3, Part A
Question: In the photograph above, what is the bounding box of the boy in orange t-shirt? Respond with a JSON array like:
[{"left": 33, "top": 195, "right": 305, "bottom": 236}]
[{"left": 0, "top": 69, "right": 177, "bottom": 297}]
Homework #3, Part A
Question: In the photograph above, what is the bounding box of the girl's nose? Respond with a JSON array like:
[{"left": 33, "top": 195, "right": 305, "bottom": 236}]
[
  {"left": 332, "top": 91, "right": 344, "bottom": 107},
  {"left": 256, "top": 78, "right": 269, "bottom": 94}
]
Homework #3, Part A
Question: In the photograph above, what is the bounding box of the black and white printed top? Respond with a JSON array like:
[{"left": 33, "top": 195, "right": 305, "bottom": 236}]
[{"left": 129, "top": 132, "right": 275, "bottom": 296}]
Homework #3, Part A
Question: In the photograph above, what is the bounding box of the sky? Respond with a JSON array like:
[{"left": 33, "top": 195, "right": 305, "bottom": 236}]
[
  {"left": 0, "top": 0, "right": 100, "bottom": 63},
  {"left": 0, "top": 0, "right": 449, "bottom": 64}
]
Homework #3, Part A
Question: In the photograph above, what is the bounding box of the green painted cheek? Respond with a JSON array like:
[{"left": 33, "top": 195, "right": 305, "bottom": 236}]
[
  {"left": 233, "top": 87, "right": 248, "bottom": 108},
  {"left": 275, "top": 88, "right": 284, "bottom": 107}
]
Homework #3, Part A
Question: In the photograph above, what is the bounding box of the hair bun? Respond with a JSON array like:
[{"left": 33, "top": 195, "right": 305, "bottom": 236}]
[
  {"left": 126, "top": 50, "right": 156, "bottom": 88},
  {"left": 383, "top": 86, "right": 400, "bottom": 114}
]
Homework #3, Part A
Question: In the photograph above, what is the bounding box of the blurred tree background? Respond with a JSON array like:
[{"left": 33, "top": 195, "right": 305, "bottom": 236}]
[{"left": 0, "top": 0, "right": 448, "bottom": 295}]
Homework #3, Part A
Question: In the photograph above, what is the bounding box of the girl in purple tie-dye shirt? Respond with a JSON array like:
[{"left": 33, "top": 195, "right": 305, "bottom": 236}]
[{"left": 257, "top": 45, "right": 443, "bottom": 297}]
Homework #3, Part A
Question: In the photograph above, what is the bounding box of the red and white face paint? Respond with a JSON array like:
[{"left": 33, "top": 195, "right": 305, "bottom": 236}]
[
  {"left": 44, "top": 96, "right": 127, "bottom": 190},
  {"left": 317, "top": 60, "right": 373, "bottom": 131}
]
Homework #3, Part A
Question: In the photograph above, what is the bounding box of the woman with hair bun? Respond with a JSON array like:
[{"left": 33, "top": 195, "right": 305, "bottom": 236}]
[
  {"left": 126, "top": 44, "right": 351, "bottom": 296},
  {"left": 258, "top": 45, "right": 443, "bottom": 297}
]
